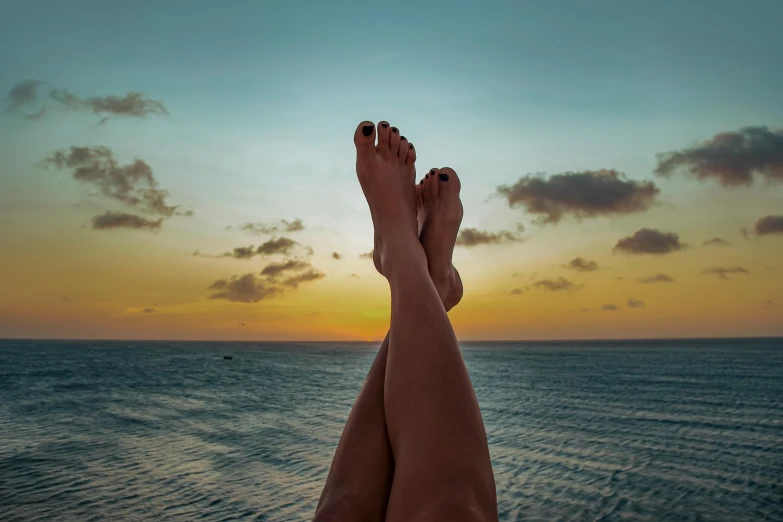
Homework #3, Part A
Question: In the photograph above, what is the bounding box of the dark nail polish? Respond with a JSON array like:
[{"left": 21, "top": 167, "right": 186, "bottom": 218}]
[
  {"left": 439, "top": 173, "right": 449, "bottom": 182},
  {"left": 381, "top": 122, "right": 389, "bottom": 128},
  {"left": 430, "top": 169, "right": 436, "bottom": 174},
  {"left": 420, "top": 180, "right": 424, "bottom": 184},
  {"left": 362, "top": 125, "right": 373, "bottom": 136},
  {"left": 409, "top": 144, "right": 414, "bottom": 149},
  {"left": 391, "top": 127, "right": 398, "bottom": 133},
  {"left": 400, "top": 135, "right": 406, "bottom": 141}
]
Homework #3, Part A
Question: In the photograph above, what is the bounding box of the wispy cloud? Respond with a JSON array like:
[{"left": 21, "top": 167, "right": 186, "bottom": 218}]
[
  {"left": 627, "top": 298, "right": 646, "bottom": 308},
  {"left": 260, "top": 259, "right": 312, "bottom": 278},
  {"left": 702, "top": 237, "right": 730, "bottom": 246},
  {"left": 208, "top": 274, "right": 280, "bottom": 303},
  {"left": 563, "top": 257, "right": 599, "bottom": 272},
  {"left": 332, "top": 252, "right": 342, "bottom": 260},
  {"left": 456, "top": 224, "right": 525, "bottom": 247},
  {"left": 197, "top": 237, "right": 303, "bottom": 260},
  {"left": 614, "top": 228, "right": 686, "bottom": 255},
  {"left": 41, "top": 146, "right": 189, "bottom": 220},
  {"left": 49, "top": 89, "right": 168, "bottom": 118},
  {"left": 529, "top": 277, "right": 583, "bottom": 292},
  {"left": 91, "top": 211, "right": 163, "bottom": 231},
  {"left": 655, "top": 126, "right": 783, "bottom": 187},
  {"left": 208, "top": 260, "right": 324, "bottom": 303},
  {"left": 4, "top": 80, "right": 169, "bottom": 121},
  {"left": 496, "top": 169, "right": 659, "bottom": 224},
  {"left": 601, "top": 303, "right": 620, "bottom": 311},
  {"left": 637, "top": 273, "right": 675, "bottom": 284},
  {"left": 701, "top": 266, "right": 749, "bottom": 280},
  {"left": 359, "top": 250, "right": 374, "bottom": 259},
  {"left": 142, "top": 307, "right": 157, "bottom": 313},
  {"left": 233, "top": 218, "right": 305, "bottom": 235}
]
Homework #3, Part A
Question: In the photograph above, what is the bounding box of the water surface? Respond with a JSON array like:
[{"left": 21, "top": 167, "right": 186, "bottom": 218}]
[{"left": 1, "top": 338, "right": 781, "bottom": 521}]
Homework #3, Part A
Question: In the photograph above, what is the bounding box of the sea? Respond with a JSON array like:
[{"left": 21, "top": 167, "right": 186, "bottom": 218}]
[{"left": 0, "top": 338, "right": 781, "bottom": 521}]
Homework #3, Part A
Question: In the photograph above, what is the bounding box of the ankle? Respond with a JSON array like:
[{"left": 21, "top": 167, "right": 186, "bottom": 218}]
[{"left": 381, "top": 241, "right": 428, "bottom": 282}]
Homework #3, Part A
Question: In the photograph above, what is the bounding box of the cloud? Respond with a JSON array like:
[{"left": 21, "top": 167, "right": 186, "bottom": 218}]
[
  {"left": 613, "top": 228, "right": 686, "bottom": 255},
  {"left": 627, "top": 298, "right": 645, "bottom": 308},
  {"left": 529, "top": 277, "right": 582, "bottom": 292},
  {"left": 237, "top": 218, "right": 305, "bottom": 235},
  {"left": 637, "top": 273, "right": 675, "bottom": 284},
  {"left": 256, "top": 237, "right": 298, "bottom": 256},
  {"left": 91, "top": 211, "right": 163, "bottom": 231},
  {"left": 359, "top": 250, "right": 374, "bottom": 259},
  {"left": 510, "top": 288, "right": 524, "bottom": 295},
  {"left": 564, "top": 257, "right": 599, "bottom": 272},
  {"left": 41, "top": 146, "right": 187, "bottom": 217},
  {"left": 702, "top": 237, "right": 730, "bottom": 246},
  {"left": 260, "top": 259, "right": 311, "bottom": 278},
  {"left": 332, "top": 252, "right": 342, "bottom": 260},
  {"left": 456, "top": 224, "right": 525, "bottom": 247},
  {"left": 48, "top": 89, "right": 169, "bottom": 118},
  {"left": 208, "top": 274, "right": 280, "bottom": 303},
  {"left": 496, "top": 169, "right": 659, "bottom": 224},
  {"left": 281, "top": 269, "right": 325, "bottom": 289},
  {"left": 701, "top": 266, "right": 749, "bottom": 280},
  {"left": 761, "top": 299, "right": 776, "bottom": 309},
  {"left": 216, "top": 237, "right": 300, "bottom": 259},
  {"left": 753, "top": 215, "right": 783, "bottom": 237},
  {"left": 142, "top": 307, "right": 157, "bottom": 313},
  {"left": 4, "top": 79, "right": 44, "bottom": 113},
  {"left": 655, "top": 126, "right": 783, "bottom": 187},
  {"left": 601, "top": 304, "right": 620, "bottom": 311},
  {"left": 208, "top": 260, "right": 324, "bottom": 303}
]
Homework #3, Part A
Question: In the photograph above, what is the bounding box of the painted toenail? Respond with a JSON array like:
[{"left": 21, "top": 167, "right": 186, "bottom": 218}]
[
  {"left": 439, "top": 173, "right": 449, "bottom": 181},
  {"left": 362, "top": 125, "right": 373, "bottom": 136},
  {"left": 391, "top": 127, "right": 398, "bottom": 133},
  {"left": 381, "top": 122, "right": 389, "bottom": 128},
  {"left": 430, "top": 169, "right": 436, "bottom": 174},
  {"left": 409, "top": 144, "right": 414, "bottom": 149},
  {"left": 420, "top": 180, "right": 424, "bottom": 184},
  {"left": 425, "top": 174, "right": 429, "bottom": 178}
]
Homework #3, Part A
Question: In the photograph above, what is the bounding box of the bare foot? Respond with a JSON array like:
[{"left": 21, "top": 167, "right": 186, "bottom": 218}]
[
  {"left": 417, "top": 168, "right": 464, "bottom": 311},
  {"left": 354, "top": 121, "right": 423, "bottom": 277}
]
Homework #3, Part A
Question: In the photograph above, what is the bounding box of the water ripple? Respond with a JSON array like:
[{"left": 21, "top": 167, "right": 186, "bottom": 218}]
[{"left": 1, "top": 338, "right": 782, "bottom": 521}]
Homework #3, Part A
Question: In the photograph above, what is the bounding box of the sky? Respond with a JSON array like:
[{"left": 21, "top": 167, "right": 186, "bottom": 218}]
[{"left": 1, "top": 0, "right": 781, "bottom": 341}]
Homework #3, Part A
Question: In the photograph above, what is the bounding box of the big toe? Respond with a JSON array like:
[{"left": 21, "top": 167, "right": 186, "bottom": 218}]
[
  {"left": 436, "top": 167, "right": 461, "bottom": 198},
  {"left": 354, "top": 121, "right": 376, "bottom": 153}
]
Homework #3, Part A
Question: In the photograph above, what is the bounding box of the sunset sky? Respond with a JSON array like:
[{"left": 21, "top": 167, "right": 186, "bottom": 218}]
[{"left": 1, "top": 1, "right": 781, "bottom": 341}]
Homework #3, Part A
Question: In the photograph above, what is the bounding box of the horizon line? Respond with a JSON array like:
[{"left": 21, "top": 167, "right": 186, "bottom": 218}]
[{"left": 1, "top": 335, "right": 781, "bottom": 344}]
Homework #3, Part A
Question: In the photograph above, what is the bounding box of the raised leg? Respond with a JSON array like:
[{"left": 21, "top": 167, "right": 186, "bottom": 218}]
[
  {"left": 353, "top": 121, "right": 497, "bottom": 522},
  {"left": 315, "top": 122, "right": 465, "bottom": 521}
]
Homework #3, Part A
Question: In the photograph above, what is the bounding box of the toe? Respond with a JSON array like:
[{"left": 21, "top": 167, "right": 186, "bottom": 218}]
[
  {"left": 389, "top": 125, "right": 401, "bottom": 157},
  {"left": 354, "top": 121, "right": 376, "bottom": 148},
  {"left": 403, "top": 140, "right": 416, "bottom": 165},
  {"left": 437, "top": 167, "right": 461, "bottom": 196},
  {"left": 427, "top": 168, "right": 441, "bottom": 199},
  {"left": 376, "top": 121, "right": 391, "bottom": 157},
  {"left": 398, "top": 135, "right": 409, "bottom": 161}
]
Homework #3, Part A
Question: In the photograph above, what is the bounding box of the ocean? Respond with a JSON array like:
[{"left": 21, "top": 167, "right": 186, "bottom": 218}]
[{"left": 0, "top": 338, "right": 781, "bottom": 521}]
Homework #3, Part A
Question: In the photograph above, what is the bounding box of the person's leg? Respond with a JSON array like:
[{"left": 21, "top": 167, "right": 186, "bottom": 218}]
[
  {"left": 313, "top": 333, "right": 393, "bottom": 522},
  {"left": 314, "top": 123, "right": 464, "bottom": 522},
  {"left": 354, "top": 121, "right": 497, "bottom": 521}
]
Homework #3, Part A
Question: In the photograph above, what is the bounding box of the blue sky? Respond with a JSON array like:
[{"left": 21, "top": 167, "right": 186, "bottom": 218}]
[{"left": 1, "top": 0, "right": 782, "bottom": 340}]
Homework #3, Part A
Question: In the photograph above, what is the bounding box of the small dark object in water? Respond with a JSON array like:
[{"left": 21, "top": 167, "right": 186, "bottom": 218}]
[{"left": 223, "top": 355, "right": 233, "bottom": 360}]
